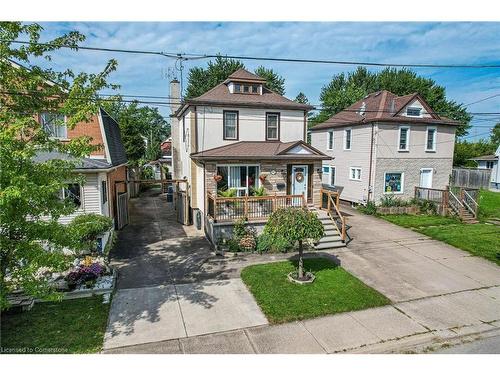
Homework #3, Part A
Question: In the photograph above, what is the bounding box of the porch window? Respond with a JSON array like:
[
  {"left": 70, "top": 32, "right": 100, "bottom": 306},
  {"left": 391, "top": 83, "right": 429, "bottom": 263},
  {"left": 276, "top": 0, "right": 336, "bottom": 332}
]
[
  {"left": 223, "top": 111, "right": 238, "bottom": 140},
  {"left": 384, "top": 172, "right": 404, "bottom": 193},
  {"left": 40, "top": 112, "right": 67, "bottom": 139},
  {"left": 266, "top": 113, "right": 280, "bottom": 140},
  {"left": 216, "top": 165, "right": 260, "bottom": 196}
]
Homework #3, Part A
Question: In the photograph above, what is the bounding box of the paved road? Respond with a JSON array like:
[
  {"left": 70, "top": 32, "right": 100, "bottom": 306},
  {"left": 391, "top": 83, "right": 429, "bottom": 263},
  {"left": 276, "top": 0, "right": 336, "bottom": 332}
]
[{"left": 436, "top": 334, "right": 500, "bottom": 354}]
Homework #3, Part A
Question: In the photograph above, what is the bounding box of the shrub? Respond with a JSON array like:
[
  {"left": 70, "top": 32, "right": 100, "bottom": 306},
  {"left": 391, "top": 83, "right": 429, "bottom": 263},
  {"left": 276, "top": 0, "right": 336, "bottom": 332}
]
[
  {"left": 380, "top": 194, "right": 410, "bottom": 207},
  {"left": 256, "top": 232, "right": 292, "bottom": 254},
  {"left": 358, "top": 201, "right": 377, "bottom": 215},
  {"left": 67, "top": 214, "right": 113, "bottom": 254}
]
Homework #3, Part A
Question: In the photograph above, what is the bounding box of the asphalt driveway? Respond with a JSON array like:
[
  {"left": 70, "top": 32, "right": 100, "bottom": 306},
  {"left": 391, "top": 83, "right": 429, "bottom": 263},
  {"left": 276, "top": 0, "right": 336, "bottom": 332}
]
[{"left": 104, "top": 189, "right": 267, "bottom": 350}]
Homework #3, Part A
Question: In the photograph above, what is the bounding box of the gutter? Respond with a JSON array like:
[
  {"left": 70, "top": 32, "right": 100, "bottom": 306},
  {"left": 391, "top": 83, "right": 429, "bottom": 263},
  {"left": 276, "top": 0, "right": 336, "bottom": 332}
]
[{"left": 74, "top": 162, "right": 127, "bottom": 173}]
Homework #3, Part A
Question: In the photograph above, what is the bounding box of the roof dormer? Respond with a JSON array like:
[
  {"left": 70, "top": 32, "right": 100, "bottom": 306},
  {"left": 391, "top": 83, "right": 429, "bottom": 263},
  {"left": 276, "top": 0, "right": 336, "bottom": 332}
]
[{"left": 225, "top": 68, "right": 266, "bottom": 95}]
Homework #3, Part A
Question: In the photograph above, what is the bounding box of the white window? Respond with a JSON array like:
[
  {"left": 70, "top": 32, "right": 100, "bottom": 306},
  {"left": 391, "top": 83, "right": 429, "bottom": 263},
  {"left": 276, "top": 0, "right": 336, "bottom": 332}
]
[
  {"left": 426, "top": 127, "right": 437, "bottom": 151},
  {"left": 398, "top": 126, "right": 410, "bottom": 151},
  {"left": 216, "top": 165, "right": 260, "bottom": 196},
  {"left": 322, "top": 166, "right": 330, "bottom": 174},
  {"left": 349, "top": 167, "right": 361, "bottom": 181},
  {"left": 327, "top": 131, "right": 334, "bottom": 150},
  {"left": 40, "top": 112, "right": 67, "bottom": 139},
  {"left": 344, "top": 128, "right": 352, "bottom": 150},
  {"left": 486, "top": 161, "right": 494, "bottom": 169},
  {"left": 330, "top": 166, "right": 336, "bottom": 186},
  {"left": 406, "top": 107, "right": 422, "bottom": 117},
  {"left": 266, "top": 113, "right": 280, "bottom": 140},
  {"left": 223, "top": 111, "right": 238, "bottom": 140},
  {"left": 384, "top": 172, "right": 404, "bottom": 194}
]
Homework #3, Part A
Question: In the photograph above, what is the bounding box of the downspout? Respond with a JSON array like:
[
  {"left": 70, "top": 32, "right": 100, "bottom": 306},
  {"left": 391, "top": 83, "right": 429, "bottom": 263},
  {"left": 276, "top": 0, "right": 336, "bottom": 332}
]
[{"left": 367, "top": 122, "right": 375, "bottom": 204}]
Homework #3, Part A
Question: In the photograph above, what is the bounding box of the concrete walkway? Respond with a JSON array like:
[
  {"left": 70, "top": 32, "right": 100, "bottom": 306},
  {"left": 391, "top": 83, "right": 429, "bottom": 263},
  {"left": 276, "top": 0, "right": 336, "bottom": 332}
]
[
  {"left": 104, "top": 204, "right": 500, "bottom": 353},
  {"left": 104, "top": 190, "right": 267, "bottom": 350}
]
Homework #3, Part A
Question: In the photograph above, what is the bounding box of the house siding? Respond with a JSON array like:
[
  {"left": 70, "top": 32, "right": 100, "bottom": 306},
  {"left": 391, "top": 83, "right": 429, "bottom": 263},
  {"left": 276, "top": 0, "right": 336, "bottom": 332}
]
[
  {"left": 57, "top": 173, "right": 101, "bottom": 225},
  {"left": 311, "top": 124, "right": 375, "bottom": 204}
]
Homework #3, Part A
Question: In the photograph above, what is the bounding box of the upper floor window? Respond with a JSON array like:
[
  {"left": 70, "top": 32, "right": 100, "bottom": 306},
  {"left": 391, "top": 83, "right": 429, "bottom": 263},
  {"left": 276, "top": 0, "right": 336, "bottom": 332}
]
[
  {"left": 40, "top": 112, "right": 67, "bottom": 139},
  {"left": 398, "top": 126, "right": 410, "bottom": 151},
  {"left": 426, "top": 127, "right": 437, "bottom": 151},
  {"left": 182, "top": 115, "right": 186, "bottom": 143},
  {"left": 327, "top": 131, "right": 334, "bottom": 150},
  {"left": 266, "top": 112, "right": 280, "bottom": 141},
  {"left": 406, "top": 107, "right": 422, "bottom": 117},
  {"left": 344, "top": 128, "right": 352, "bottom": 150},
  {"left": 223, "top": 111, "right": 239, "bottom": 140}
]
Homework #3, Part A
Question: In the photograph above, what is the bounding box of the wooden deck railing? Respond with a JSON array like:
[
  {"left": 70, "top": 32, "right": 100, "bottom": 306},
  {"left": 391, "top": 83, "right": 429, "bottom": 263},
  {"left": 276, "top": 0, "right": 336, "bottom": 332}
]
[
  {"left": 414, "top": 186, "right": 479, "bottom": 218},
  {"left": 207, "top": 192, "right": 306, "bottom": 223},
  {"left": 320, "top": 189, "right": 347, "bottom": 242}
]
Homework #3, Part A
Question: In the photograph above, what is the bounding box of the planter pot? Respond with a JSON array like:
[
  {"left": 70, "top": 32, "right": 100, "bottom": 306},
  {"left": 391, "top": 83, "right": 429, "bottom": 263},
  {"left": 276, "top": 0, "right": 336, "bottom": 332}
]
[{"left": 287, "top": 271, "right": 316, "bottom": 285}]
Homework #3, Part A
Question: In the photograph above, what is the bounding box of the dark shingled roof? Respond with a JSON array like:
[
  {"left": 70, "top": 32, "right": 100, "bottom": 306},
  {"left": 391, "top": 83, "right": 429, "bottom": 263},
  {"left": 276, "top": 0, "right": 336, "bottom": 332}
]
[
  {"left": 190, "top": 140, "right": 330, "bottom": 161},
  {"left": 176, "top": 69, "right": 314, "bottom": 114},
  {"left": 99, "top": 108, "right": 127, "bottom": 166},
  {"left": 311, "top": 90, "right": 460, "bottom": 131},
  {"left": 34, "top": 151, "right": 113, "bottom": 170}
]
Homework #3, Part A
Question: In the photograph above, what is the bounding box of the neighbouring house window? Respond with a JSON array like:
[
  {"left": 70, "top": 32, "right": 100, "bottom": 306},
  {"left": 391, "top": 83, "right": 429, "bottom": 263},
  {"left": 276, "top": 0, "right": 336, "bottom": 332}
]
[
  {"left": 101, "top": 181, "right": 108, "bottom": 204},
  {"left": 486, "top": 161, "right": 494, "bottom": 169},
  {"left": 349, "top": 167, "right": 361, "bottom": 181},
  {"left": 266, "top": 113, "right": 280, "bottom": 140},
  {"left": 327, "top": 131, "right": 334, "bottom": 150},
  {"left": 399, "top": 126, "right": 410, "bottom": 151},
  {"left": 252, "top": 85, "right": 259, "bottom": 93},
  {"left": 40, "top": 112, "right": 67, "bottom": 139},
  {"left": 344, "top": 128, "right": 352, "bottom": 150},
  {"left": 216, "top": 165, "right": 260, "bottom": 196},
  {"left": 384, "top": 172, "right": 404, "bottom": 193},
  {"left": 60, "top": 183, "right": 82, "bottom": 207},
  {"left": 234, "top": 83, "right": 241, "bottom": 93},
  {"left": 223, "top": 111, "right": 238, "bottom": 140},
  {"left": 243, "top": 85, "right": 250, "bottom": 93},
  {"left": 406, "top": 107, "right": 422, "bottom": 117},
  {"left": 426, "top": 127, "right": 437, "bottom": 151},
  {"left": 330, "top": 166, "right": 336, "bottom": 186}
]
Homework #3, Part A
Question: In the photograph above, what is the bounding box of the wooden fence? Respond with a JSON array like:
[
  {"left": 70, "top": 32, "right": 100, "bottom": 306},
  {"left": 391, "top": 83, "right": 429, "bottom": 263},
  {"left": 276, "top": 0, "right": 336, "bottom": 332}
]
[{"left": 451, "top": 168, "right": 491, "bottom": 189}]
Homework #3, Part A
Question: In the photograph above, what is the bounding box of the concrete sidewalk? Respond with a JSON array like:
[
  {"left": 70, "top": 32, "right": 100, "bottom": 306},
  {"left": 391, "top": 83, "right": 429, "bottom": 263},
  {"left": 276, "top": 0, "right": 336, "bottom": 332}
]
[{"left": 104, "top": 286, "right": 500, "bottom": 353}]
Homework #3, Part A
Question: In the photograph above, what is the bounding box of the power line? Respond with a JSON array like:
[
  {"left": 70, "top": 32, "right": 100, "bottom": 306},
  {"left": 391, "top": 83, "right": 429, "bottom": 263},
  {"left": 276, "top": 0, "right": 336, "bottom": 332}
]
[
  {"left": 4, "top": 39, "right": 500, "bottom": 69},
  {"left": 465, "top": 93, "right": 500, "bottom": 106}
]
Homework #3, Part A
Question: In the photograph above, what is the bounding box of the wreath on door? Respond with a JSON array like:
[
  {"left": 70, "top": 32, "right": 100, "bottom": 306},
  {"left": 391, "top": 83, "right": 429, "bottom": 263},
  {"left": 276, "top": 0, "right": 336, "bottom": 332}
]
[{"left": 295, "top": 172, "right": 304, "bottom": 183}]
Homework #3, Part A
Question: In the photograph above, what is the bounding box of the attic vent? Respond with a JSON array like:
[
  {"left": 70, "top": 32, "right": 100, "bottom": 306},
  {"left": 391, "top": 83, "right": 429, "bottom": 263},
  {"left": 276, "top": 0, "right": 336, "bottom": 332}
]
[{"left": 359, "top": 102, "right": 366, "bottom": 116}]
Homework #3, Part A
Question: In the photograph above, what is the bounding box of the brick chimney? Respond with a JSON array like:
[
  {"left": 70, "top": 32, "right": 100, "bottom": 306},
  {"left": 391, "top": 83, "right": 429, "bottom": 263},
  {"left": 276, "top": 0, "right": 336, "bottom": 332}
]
[
  {"left": 169, "top": 79, "right": 181, "bottom": 179},
  {"left": 170, "top": 79, "right": 181, "bottom": 114}
]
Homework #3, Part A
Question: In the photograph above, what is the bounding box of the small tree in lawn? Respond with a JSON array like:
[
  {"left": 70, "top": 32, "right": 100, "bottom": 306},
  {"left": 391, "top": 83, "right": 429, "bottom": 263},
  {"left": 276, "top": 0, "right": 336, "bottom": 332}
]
[{"left": 264, "top": 208, "right": 324, "bottom": 281}]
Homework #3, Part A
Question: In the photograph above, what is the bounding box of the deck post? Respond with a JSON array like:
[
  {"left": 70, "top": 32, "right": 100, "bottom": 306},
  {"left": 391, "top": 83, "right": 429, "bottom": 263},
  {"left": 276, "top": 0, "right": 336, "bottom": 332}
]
[{"left": 244, "top": 194, "right": 249, "bottom": 220}]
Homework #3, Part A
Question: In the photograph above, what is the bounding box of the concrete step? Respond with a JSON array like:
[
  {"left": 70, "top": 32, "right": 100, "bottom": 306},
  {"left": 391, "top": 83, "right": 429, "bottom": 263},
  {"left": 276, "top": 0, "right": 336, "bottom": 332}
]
[
  {"left": 315, "top": 241, "right": 346, "bottom": 250},
  {"left": 317, "top": 234, "right": 342, "bottom": 243},
  {"left": 323, "top": 229, "right": 339, "bottom": 236}
]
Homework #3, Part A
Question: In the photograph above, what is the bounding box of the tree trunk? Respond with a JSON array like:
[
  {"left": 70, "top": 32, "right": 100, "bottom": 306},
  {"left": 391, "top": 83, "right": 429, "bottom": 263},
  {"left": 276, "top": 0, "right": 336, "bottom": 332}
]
[{"left": 298, "top": 240, "right": 304, "bottom": 279}]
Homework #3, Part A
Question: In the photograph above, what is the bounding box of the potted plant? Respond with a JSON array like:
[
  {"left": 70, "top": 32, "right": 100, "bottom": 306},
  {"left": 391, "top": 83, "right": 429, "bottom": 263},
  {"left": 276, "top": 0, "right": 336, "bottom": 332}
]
[
  {"left": 259, "top": 174, "right": 267, "bottom": 183},
  {"left": 213, "top": 174, "right": 223, "bottom": 182}
]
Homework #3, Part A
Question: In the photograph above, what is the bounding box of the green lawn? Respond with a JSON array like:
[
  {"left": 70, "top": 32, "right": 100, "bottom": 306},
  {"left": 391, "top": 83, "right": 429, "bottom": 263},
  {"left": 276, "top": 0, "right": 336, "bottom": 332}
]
[
  {"left": 1, "top": 295, "right": 110, "bottom": 354},
  {"left": 478, "top": 190, "right": 500, "bottom": 220},
  {"left": 241, "top": 258, "right": 390, "bottom": 324},
  {"left": 381, "top": 214, "right": 460, "bottom": 228},
  {"left": 379, "top": 214, "right": 500, "bottom": 265}
]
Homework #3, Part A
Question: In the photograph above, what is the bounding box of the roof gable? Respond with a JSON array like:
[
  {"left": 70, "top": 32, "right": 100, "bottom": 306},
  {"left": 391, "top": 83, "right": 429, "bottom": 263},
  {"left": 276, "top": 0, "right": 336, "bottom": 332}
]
[
  {"left": 99, "top": 108, "right": 127, "bottom": 166},
  {"left": 226, "top": 68, "right": 266, "bottom": 83}
]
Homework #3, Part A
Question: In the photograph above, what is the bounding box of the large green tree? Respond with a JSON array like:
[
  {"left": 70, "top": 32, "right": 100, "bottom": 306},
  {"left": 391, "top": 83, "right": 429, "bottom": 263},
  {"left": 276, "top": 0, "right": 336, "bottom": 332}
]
[
  {"left": 185, "top": 56, "right": 286, "bottom": 99},
  {"left": 453, "top": 123, "right": 500, "bottom": 166},
  {"left": 312, "top": 67, "right": 472, "bottom": 137},
  {"left": 491, "top": 123, "right": 500, "bottom": 146},
  {"left": 0, "top": 22, "right": 117, "bottom": 309}
]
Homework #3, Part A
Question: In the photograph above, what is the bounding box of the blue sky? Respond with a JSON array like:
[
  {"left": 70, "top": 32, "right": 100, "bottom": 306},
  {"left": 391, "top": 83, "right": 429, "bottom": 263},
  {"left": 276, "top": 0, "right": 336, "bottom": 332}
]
[{"left": 35, "top": 22, "right": 500, "bottom": 140}]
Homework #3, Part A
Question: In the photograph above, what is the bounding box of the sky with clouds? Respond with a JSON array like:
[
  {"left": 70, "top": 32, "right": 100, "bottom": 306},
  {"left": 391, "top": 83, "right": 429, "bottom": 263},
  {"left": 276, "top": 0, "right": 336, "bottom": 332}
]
[{"left": 34, "top": 22, "right": 500, "bottom": 140}]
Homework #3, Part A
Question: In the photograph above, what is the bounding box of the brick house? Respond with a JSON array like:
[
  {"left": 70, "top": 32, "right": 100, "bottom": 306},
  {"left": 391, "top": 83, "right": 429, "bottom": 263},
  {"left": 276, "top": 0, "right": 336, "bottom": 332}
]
[
  {"left": 310, "top": 90, "right": 459, "bottom": 204},
  {"left": 169, "top": 69, "right": 338, "bottom": 245},
  {"left": 35, "top": 108, "right": 128, "bottom": 251}
]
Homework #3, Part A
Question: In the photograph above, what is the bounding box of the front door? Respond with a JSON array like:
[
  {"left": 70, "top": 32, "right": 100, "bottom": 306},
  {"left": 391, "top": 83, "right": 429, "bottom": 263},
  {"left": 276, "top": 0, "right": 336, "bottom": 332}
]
[
  {"left": 292, "top": 165, "right": 308, "bottom": 197},
  {"left": 420, "top": 168, "right": 433, "bottom": 188}
]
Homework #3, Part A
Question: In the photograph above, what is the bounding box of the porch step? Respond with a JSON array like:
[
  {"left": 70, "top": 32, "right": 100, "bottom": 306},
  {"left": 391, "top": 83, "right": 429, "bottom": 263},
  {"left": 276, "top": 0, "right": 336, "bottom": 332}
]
[{"left": 315, "top": 240, "right": 346, "bottom": 250}]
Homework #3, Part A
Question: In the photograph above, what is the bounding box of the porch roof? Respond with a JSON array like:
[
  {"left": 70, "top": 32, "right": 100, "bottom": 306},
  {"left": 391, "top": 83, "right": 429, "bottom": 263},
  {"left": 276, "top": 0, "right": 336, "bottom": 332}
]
[{"left": 190, "top": 140, "right": 331, "bottom": 161}]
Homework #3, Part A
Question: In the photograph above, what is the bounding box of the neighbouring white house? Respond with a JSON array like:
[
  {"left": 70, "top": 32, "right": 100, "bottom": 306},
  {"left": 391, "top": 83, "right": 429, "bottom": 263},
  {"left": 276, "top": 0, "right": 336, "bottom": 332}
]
[
  {"left": 169, "top": 69, "right": 347, "bottom": 247},
  {"left": 470, "top": 144, "right": 500, "bottom": 189},
  {"left": 310, "top": 90, "right": 460, "bottom": 204},
  {"left": 34, "top": 108, "right": 128, "bottom": 251}
]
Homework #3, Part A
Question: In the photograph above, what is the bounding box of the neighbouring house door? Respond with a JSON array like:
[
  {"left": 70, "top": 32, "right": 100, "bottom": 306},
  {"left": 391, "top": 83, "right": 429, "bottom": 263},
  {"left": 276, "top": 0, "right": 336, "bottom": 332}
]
[
  {"left": 420, "top": 169, "right": 433, "bottom": 188},
  {"left": 292, "top": 165, "right": 308, "bottom": 197}
]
